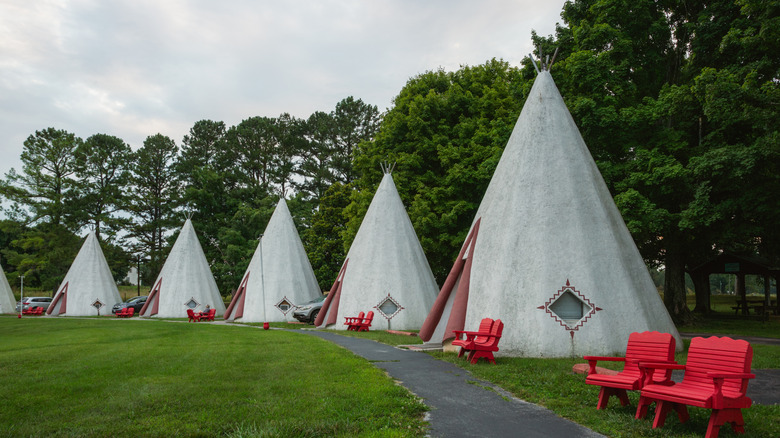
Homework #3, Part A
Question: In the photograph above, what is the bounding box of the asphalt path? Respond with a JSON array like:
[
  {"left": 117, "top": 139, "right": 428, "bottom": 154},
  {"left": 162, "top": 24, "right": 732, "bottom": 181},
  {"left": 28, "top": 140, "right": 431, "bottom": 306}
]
[{"left": 300, "top": 330, "right": 603, "bottom": 438}]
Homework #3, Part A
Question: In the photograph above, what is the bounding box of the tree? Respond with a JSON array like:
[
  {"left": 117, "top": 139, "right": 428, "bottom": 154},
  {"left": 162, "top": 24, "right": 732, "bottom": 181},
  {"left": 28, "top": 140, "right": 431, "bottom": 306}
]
[
  {"left": 0, "top": 128, "right": 81, "bottom": 228},
  {"left": 302, "top": 182, "right": 351, "bottom": 290},
  {"left": 127, "top": 134, "right": 180, "bottom": 284},
  {"left": 349, "top": 60, "right": 527, "bottom": 281},
  {"left": 71, "top": 134, "right": 133, "bottom": 239}
]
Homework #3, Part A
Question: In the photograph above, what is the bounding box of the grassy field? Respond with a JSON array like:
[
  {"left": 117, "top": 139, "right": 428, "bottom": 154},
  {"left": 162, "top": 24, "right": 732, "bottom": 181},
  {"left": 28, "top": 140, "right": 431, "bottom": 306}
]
[
  {"left": 0, "top": 317, "right": 427, "bottom": 438},
  {"left": 2, "top": 313, "right": 777, "bottom": 438}
]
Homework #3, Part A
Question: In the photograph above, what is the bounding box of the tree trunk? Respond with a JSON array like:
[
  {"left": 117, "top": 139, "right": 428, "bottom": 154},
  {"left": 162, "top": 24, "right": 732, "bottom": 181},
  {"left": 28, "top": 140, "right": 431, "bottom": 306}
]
[
  {"left": 692, "top": 270, "right": 710, "bottom": 314},
  {"left": 664, "top": 244, "right": 693, "bottom": 323}
]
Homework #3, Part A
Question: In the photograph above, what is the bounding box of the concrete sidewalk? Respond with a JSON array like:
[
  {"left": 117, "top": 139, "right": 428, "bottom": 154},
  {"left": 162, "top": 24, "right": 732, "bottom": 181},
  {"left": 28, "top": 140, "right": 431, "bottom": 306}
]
[{"left": 300, "top": 330, "right": 602, "bottom": 438}]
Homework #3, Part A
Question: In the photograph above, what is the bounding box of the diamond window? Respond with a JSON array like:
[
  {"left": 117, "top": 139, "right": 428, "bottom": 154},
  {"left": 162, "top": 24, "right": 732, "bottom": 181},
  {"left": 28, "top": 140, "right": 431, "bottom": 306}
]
[
  {"left": 185, "top": 298, "right": 200, "bottom": 309},
  {"left": 375, "top": 294, "right": 404, "bottom": 320},
  {"left": 275, "top": 297, "right": 293, "bottom": 315},
  {"left": 538, "top": 280, "right": 601, "bottom": 332}
]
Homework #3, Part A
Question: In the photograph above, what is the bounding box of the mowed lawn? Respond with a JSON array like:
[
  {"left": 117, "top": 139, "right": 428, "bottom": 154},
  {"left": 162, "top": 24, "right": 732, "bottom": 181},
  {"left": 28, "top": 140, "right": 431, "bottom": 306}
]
[{"left": 0, "top": 317, "right": 427, "bottom": 438}]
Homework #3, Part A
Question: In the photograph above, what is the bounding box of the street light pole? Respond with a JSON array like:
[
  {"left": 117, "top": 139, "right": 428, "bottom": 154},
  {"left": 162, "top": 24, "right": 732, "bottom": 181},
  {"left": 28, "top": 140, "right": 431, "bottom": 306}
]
[{"left": 19, "top": 275, "right": 24, "bottom": 318}]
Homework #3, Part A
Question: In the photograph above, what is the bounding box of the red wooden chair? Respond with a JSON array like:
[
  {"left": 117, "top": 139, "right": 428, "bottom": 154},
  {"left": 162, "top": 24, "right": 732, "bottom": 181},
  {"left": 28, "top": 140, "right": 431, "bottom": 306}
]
[
  {"left": 115, "top": 308, "right": 127, "bottom": 318},
  {"left": 355, "top": 311, "right": 373, "bottom": 332},
  {"left": 32, "top": 306, "right": 44, "bottom": 316},
  {"left": 344, "top": 311, "right": 365, "bottom": 331},
  {"left": 125, "top": 308, "right": 135, "bottom": 318},
  {"left": 455, "top": 319, "right": 504, "bottom": 364},
  {"left": 187, "top": 309, "right": 202, "bottom": 322},
  {"left": 201, "top": 309, "right": 216, "bottom": 321},
  {"left": 636, "top": 336, "right": 755, "bottom": 438},
  {"left": 453, "top": 318, "right": 494, "bottom": 359},
  {"left": 584, "top": 331, "right": 676, "bottom": 409}
]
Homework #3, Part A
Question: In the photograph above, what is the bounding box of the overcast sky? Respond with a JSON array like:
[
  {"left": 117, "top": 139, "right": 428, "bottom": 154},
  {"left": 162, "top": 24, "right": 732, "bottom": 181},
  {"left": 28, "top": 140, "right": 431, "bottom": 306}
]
[{"left": 0, "top": 0, "right": 566, "bottom": 179}]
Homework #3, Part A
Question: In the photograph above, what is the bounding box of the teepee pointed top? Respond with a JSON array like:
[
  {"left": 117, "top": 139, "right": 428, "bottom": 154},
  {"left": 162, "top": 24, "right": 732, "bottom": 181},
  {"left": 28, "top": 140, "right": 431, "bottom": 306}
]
[
  {"left": 529, "top": 47, "right": 560, "bottom": 73},
  {"left": 380, "top": 161, "right": 396, "bottom": 175}
]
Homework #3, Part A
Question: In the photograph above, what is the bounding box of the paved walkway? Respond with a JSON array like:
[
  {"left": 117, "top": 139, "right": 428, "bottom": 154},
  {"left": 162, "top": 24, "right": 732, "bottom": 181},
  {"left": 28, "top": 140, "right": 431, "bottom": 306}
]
[{"left": 300, "top": 330, "right": 603, "bottom": 438}]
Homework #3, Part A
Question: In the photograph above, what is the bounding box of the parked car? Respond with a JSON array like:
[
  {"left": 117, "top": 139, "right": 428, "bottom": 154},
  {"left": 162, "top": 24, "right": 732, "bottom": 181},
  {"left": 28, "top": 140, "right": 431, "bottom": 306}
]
[
  {"left": 112, "top": 296, "right": 147, "bottom": 314},
  {"left": 16, "top": 297, "right": 53, "bottom": 312},
  {"left": 292, "top": 295, "right": 326, "bottom": 324}
]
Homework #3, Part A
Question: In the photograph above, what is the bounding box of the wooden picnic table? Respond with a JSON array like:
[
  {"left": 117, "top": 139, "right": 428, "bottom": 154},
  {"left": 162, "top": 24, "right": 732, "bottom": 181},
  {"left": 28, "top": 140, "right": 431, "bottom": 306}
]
[{"left": 733, "top": 298, "right": 777, "bottom": 315}]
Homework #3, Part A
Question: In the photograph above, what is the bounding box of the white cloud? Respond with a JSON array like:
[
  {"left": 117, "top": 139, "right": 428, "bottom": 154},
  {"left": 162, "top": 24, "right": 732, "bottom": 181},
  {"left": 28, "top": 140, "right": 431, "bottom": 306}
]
[{"left": 0, "top": 0, "right": 566, "bottom": 179}]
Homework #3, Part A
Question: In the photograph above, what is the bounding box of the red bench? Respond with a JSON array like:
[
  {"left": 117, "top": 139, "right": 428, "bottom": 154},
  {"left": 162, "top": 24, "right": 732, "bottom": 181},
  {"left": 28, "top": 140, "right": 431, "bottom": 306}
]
[
  {"left": 636, "top": 336, "right": 755, "bottom": 438},
  {"left": 584, "top": 331, "right": 676, "bottom": 409},
  {"left": 354, "top": 311, "right": 373, "bottom": 332},
  {"left": 23, "top": 306, "right": 44, "bottom": 316},
  {"left": 452, "top": 318, "right": 503, "bottom": 364},
  {"left": 344, "top": 311, "right": 365, "bottom": 331},
  {"left": 116, "top": 308, "right": 135, "bottom": 318}
]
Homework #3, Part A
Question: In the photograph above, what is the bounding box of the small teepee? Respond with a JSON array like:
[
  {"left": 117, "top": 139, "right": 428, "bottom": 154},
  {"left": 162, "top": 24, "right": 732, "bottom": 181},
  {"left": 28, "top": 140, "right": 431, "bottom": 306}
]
[
  {"left": 47, "top": 232, "right": 122, "bottom": 316},
  {"left": 224, "top": 198, "right": 321, "bottom": 322},
  {"left": 419, "top": 67, "right": 680, "bottom": 357},
  {"left": 0, "top": 263, "right": 15, "bottom": 314},
  {"left": 315, "top": 165, "right": 439, "bottom": 330},
  {"left": 139, "top": 219, "right": 225, "bottom": 318}
]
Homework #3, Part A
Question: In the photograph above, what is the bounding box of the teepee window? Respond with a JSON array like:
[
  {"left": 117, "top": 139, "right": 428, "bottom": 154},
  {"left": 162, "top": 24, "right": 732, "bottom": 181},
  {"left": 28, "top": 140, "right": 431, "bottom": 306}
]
[
  {"left": 549, "top": 290, "right": 591, "bottom": 327},
  {"left": 91, "top": 300, "right": 104, "bottom": 310},
  {"left": 538, "top": 280, "right": 601, "bottom": 332},
  {"left": 275, "top": 297, "right": 293, "bottom": 315},
  {"left": 185, "top": 298, "right": 200, "bottom": 309},
  {"left": 375, "top": 294, "right": 404, "bottom": 320}
]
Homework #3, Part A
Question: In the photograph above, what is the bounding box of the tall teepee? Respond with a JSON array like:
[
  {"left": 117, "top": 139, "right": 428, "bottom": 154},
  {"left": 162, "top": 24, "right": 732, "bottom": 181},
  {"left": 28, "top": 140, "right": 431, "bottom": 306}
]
[
  {"left": 0, "top": 263, "right": 15, "bottom": 314},
  {"left": 139, "top": 219, "right": 225, "bottom": 318},
  {"left": 419, "top": 69, "right": 680, "bottom": 357},
  {"left": 224, "top": 199, "right": 321, "bottom": 322},
  {"left": 315, "top": 166, "right": 439, "bottom": 330},
  {"left": 47, "top": 232, "right": 122, "bottom": 316}
]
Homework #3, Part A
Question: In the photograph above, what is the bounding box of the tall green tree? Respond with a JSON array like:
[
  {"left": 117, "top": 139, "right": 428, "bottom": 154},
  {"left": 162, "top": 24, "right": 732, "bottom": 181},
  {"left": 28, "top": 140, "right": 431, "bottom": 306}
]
[
  {"left": 0, "top": 128, "right": 81, "bottom": 228},
  {"left": 127, "top": 134, "right": 180, "bottom": 284},
  {"left": 350, "top": 60, "right": 527, "bottom": 281},
  {"left": 71, "top": 134, "right": 133, "bottom": 239}
]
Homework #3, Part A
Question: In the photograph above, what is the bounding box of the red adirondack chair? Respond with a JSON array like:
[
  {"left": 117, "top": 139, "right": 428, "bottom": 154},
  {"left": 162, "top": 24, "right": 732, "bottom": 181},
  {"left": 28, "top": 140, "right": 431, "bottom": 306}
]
[
  {"left": 636, "top": 336, "right": 755, "bottom": 438},
  {"left": 124, "top": 308, "right": 135, "bottom": 318},
  {"left": 115, "top": 308, "right": 127, "bottom": 318},
  {"left": 344, "top": 311, "right": 365, "bottom": 331},
  {"left": 455, "top": 319, "right": 503, "bottom": 364},
  {"left": 187, "top": 309, "right": 202, "bottom": 322},
  {"left": 32, "top": 306, "right": 44, "bottom": 316},
  {"left": 453, "top": 318, "right": 494, "bottom": 359},
  {"left": 584, "top": 331, "right": 676, "bottom": 409},
  {"left": 355, "top": 311, "right": 373, "bottom": 332},
  {"left": 201, "top": 309, "right": 216, "bottom": 321}
]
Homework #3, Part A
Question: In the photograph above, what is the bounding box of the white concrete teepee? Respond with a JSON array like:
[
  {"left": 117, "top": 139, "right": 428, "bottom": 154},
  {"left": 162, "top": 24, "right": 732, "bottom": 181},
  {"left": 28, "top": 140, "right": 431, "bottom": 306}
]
[
  {"left": 139, "top": 219, "right": 225, "bottom": 318},
  {"left": 47, "top": 232, "right": 122, "bottom": 316},
  {"left": 419, "top": 69, "right": 680, "bottom": 357},
  {"left": 315, "top": 166, "right": 439, "bottom": 330},
  {"left": 0, "top": 263, "right": 15, "bottom": 314},
  {"left": 224, "top": 198, "right": 321, "bottom": 322}
]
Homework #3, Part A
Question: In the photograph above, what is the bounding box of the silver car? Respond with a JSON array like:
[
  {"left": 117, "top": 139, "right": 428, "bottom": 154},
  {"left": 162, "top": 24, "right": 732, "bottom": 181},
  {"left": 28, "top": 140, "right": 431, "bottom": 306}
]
[{"left": 16, "top": 297, "right": 53, "bottom": 312}]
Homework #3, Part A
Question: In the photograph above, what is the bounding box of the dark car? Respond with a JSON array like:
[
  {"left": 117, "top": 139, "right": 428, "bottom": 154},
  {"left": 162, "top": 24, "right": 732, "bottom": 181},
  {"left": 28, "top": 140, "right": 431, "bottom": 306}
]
[
  {"left": 112, "top": 296, "right": 147, "bottom": 314},
  {"left": 292, "top": 295, "right": 326, "bottom": 324}
]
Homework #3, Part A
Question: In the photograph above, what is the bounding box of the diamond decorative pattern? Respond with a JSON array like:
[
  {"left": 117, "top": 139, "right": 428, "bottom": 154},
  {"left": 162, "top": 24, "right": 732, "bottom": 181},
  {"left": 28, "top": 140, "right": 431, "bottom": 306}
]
[
  {"left": 375, "top": 294, "right": 404, "bottom": 320},
  {"left": 538, "top": 279, "right": 601, "bottom": 333},
  {"left": 185, "top": 297, "right": 200, "bottom": 309},
  {"left": 275, "top": 297, "right": 294, "bottom": 315}
]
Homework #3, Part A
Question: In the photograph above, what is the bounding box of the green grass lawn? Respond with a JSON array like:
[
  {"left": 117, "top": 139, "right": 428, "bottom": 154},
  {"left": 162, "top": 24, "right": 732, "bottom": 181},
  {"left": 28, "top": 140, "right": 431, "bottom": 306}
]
[
  {"left": 0, "top": 317, "right": 427, "bottom": 438},
  {"left": 3, "top": 313, "right": 777, "bottom": 438}
]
